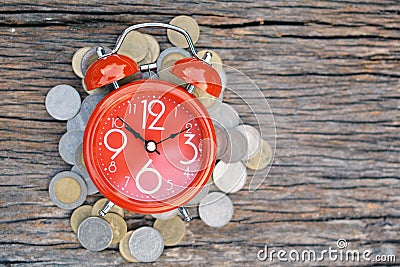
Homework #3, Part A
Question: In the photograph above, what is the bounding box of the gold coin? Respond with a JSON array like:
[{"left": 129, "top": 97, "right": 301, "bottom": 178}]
[
  {"left": 82, "top": 79, "right": 110, "bottom": 95},
  {"left": 162, "top": 52, "right": 186, "bottom": 67},
  {"left": 119, "top": 231, "right": 139, "bottom": 262},
  {"left": 72, "top": 47, "right": 91, "bottom": 78},
  {"left": 244, "top": 139, "right": 273, "bottom": 170},
  {"left": 192, "top": 87, "right": 217, "bottom": 109},
  {"left": 158, "top": 60, "right": 187, "bottom": 86},
  {"left": 198, "top": 49, "right": 223, "bottom": 73},
  {"left": 91, "top": 198, "right": 124, "bottom": 218},
  {"left": 118, "top": 30, "right": 148, "bottom": 62},
  {"left": 104, "top": 213, "right": 127, "bottom": 245},
  {"left": 167, "top": 15, "right": 200, "bottom": 48},
  {"left": 153, "top": 216, "right": 185, "bottom": 246},
  {"left": 54, "top": 177, "right": 81, "bottom": 204},
  {"left": 70, "top": 205, "right": 92, "bottom": 233},
  {"left": 143, "top": 34, "right": 160, "bottom": 63},
  {"left": 138, "top": 48, "right": 153, "bottom": 65}
]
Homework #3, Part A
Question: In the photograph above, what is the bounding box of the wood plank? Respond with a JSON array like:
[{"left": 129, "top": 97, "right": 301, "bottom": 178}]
[{"left": 1, "top": 0, "right": 399, "bottom": 265}]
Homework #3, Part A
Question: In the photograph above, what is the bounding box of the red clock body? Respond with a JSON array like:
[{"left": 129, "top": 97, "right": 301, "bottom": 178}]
[{"left": 83, "top": 79, "right": 217, "bottom": 214}]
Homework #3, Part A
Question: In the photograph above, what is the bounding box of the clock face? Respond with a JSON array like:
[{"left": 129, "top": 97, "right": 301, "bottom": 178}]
[{"left": 84, "top": 80, "right": 216, "bottom": 213}]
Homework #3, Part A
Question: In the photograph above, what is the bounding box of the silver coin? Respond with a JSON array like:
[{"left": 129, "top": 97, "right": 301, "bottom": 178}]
[
  {"left": 199, "top": 192, "right": 233, "bottom": 228},
  {"left": 72, "top": 146, "right": 99, "bottom": 195},
  {"left": 80, "top": 94, "right": 106, "bottom": 123},
  {"left": 213, "top": 161, "right": 247, "bottom": 193},
  {"left": 235, "top": 124, "right": 261, "bottom": 160},
  {"left": 151, "top": 208, "right": 178, "bottom": 220},
  {"left": 72, "top": 165, "right": 98, "bottom": 195},
  {"left": 45, "top": 84, "right": 81, "bottom": 121},
  {"left": 207, "top": 102, "right": 240, "bottom": 130},
  {"left": 142, "top": 70, "right": 159, "bottom": 80},
  {"left": 67, "top": 111, "right": 86, "bottom": 132},
  {"left": 129, "top": 226, "right": 164, "bottom": 262},
  {"left": 213, "top": 120, "right": 229, "bottom": 159},
  {"left": 220, "top": 127, "right": 248, "bottom": 163},
  {"left": 185, "top": 183, "right": 210, "bottom": 206},
  {"left": 156, "top": 47, "right": 191, "bottom": 73},
  {"left": 58, "top": 131, "right": 84, "bottom": 165},
  {"left": 48, "top": 171, "right": 87, "bottom": 210},
  {"left": 77, "top": 217, "right": 113, "bottom": 252},
  {"left": 81, "top": 46, "right": 112, "bottom": 76}
]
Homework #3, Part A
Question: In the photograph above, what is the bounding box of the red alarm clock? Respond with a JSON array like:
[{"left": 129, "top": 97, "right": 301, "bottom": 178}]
[{"left": 83, "top": 23, "right": 222, "bottom": 214}]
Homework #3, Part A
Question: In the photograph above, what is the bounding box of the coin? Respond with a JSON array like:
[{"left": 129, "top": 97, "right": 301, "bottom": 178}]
[
  {"left": 192, "top": 87, "right": 217, "bottom": 109},
  {"left": 67, "top": 111, "right": 86, "bottom": 132},
  {"left": 104, "top": 213, "right": 128, "bottom": 245},
  {"left": 235, "top": 124, "right": 261, "bottom": 160},
  {"left": 81, "top": 46, "right": 112, "bottom": 76},
  {"left": 80, "top": 93, "right": 106, "bottom": 123},
  {"left": 119, "top": 231, "right": 139, "bottom": 262},
  {"left": 186, "top": 182, "right": 210, "bottom": 206},
  {"left": 58, "top": 130, "right": 84, "bottom": 165},
  {"left": 208, "top": 102, "right": 240, "bottom": 130},
  {"left": 143, "top": 34, "right": 160, "bottom": 63},
  {"left": 198, "top": 49, "right": 223, "bottom": 73},
  {"left": 118, "top": 30, "right": 148, "bottom": 62},
  {"left": 77, "top": 216, "right": 113, "bottom": 252},
  {"left": 129, "top": 226, "right": 164, "bottom": 262},
  {"left": 71, "top": 165, "right": 98, "bottom": 195},
  {"left": 74, "top": 144, "right": 86, "bottom": 172},
  {"left": 213, "top": 120, "right": 229, "bottom": 159},
  {"left": 70, "top": 205, "right": 92, "bottom": 233},
  {"left": 49, "top": 171, "right": 87, "bottom": 210},
  {"left": 141, "top": 70, "right": 159, "bottom": 80},
  {"left": 45, "top": 84, "right": 81, "bottom": 121},
  {"left": 151, "top": 208, "right": 178, "bottom": 220},
  {"left": 199, "top": 192, "right": 234, "bottom": 228},
  {"left": 244, "top": 139, "right": 273, "bottom": 170},
  {"left": 213, "top": 161, "right": 247, "bottom": 193},
  {"left": 72, "top": 47, "right": 91, "bottom": 78},
  {"left": 167, "top": 15, "right": 200, "bottom": 48},
  {"left": 153, "top": 216, "right": 185, "bottom": 246},
  {"left": 156, "top": 47, "right": 191, "bottom": 72},
  {"left": 158, "top": 60, "right": 187, "bottom": 86},
  {"left": 92, "top": 198, "right": 124, "bottom": 218},
  {"left": 220, "top": 127, "right": 248, "bottom": 163},
  {"left": 82, "top": 78, "right": 110, "bottom": 95}
]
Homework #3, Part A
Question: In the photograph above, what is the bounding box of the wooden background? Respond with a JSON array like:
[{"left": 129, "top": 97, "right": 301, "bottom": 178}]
[{"left": 1, "top": 1, "right": 399, "bottom": 266}]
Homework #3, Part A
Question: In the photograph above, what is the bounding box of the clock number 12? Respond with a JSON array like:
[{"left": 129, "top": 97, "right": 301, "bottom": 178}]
[{"left": 141, "top": 99, "right": 165, "bottom": 130}]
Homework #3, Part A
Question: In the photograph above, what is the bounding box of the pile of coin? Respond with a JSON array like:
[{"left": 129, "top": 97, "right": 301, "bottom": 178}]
[{"left": 45, "top": 15, "right": 273, "bottom": 262}]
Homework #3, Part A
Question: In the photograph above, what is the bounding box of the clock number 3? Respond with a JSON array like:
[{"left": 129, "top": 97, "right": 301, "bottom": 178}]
[
  {"left": 180, "top": 123, "right": 198, "bottom": 165},
  {"left": 141, "top": 99, "right": 165, "bottom": 130}
]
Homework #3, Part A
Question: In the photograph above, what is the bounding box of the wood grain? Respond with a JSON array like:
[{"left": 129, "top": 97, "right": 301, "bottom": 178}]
[{"left": 1, "top": 1, "right": 399, "bottom": 266}]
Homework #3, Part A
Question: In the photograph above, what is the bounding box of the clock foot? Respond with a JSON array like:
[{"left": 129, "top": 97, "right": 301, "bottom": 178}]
[
  {"left": 99, "top": 200, "right": 115, "bottom": 217},
  {"left": 178, "top": 206, "right": 192, "bottom": 222}
]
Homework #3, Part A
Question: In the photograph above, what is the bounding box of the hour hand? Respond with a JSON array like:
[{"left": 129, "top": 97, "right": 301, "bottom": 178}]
[{"left": 117, "top": 116, "right": 145, "bottom": 142}]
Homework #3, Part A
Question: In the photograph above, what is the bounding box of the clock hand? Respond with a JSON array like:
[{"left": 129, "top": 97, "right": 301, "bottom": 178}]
[
  {"left": 156, "top": 126, "right": 191, "bottom": 145},
  {"left": 117, "top": 116, "right": 145, "bottom": 142},
  {"left": 117, "top": 116, "right": 160, "bottom": 155}
]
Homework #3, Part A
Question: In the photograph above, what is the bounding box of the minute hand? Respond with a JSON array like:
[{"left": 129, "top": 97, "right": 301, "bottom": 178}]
[
  {"left": 117, "top": 116, "right": 145, "bottom": 142},
  {"left": 156, "top": 127, "right": 190, "bottom": 145}
]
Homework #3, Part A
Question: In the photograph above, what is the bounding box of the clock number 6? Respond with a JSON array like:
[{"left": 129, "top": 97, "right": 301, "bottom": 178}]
[
  {"left": 180, "top": 123, "right": 198, "bottom": 165},
  {"left": 136, "top": 159, "right": 162, "bottom": 195},
  {"left": 104, "top": 128, "right": 127, "bottom": 160}
]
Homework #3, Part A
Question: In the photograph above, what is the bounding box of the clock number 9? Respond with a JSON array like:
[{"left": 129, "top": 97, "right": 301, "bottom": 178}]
[
  {"left": 141, "top": 99, "right": 165, "bottom": 130},
  {"left": 180, "top": 123, "right": 198, "bottom": 165},
  {"left": 104, "top": 128, "right": 128, "bottom": 160}
]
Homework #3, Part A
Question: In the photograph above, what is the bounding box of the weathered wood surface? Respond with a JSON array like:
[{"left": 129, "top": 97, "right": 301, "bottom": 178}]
[{"left": 1, "top": 1, "right": 399, "bottom": 266}]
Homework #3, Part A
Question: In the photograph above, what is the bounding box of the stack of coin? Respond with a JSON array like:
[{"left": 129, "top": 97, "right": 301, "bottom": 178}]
[{"left": 46, "top": 15, "right": 274, "bottom": 262}]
